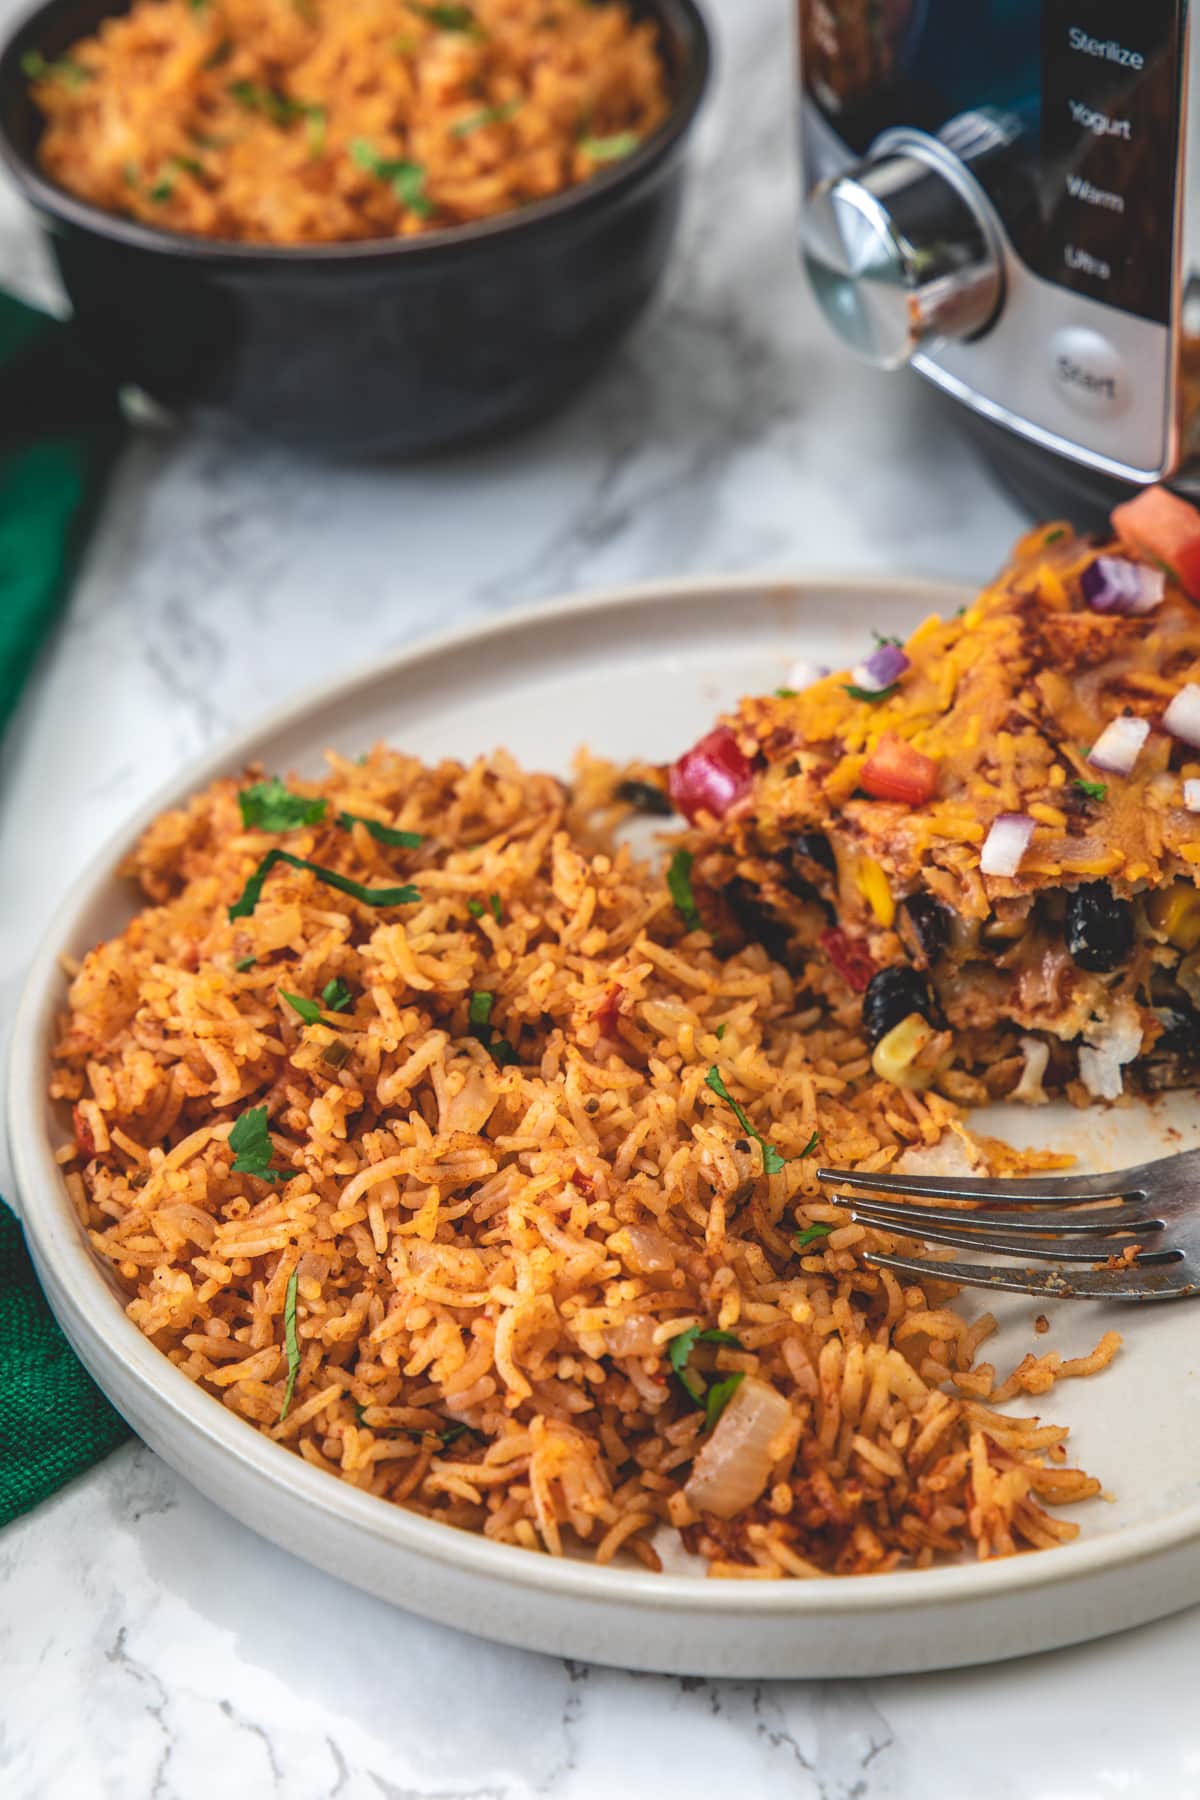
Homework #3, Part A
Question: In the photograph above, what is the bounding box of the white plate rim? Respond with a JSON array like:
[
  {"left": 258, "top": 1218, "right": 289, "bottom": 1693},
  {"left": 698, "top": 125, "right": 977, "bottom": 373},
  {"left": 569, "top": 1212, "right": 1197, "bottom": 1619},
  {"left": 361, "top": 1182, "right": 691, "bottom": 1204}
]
[{"left": 9, "top": 568, "right": 1199, "bottom": 1625}]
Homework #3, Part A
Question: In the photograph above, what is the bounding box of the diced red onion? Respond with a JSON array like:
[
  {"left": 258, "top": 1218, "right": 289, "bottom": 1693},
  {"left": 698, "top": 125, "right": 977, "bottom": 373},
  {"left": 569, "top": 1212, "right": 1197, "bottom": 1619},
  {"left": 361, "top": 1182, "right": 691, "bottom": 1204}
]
[
  {"left": 1164, "top": 683, "right": 1200, "bottom": 749},
  {"left": 1081, "top": 556, "right": 1165, "bottom": 616},
  {"left": 1088, "top": 715, "right": 1150, "bottom": 775},
  {"left": 1184, "top": 779, "right": 1200, "bottom": 813},
  {"left": 979, "top": 812, "right": 1035, "bottom": 878},
  {"left": 849, "top": 643, "right": 909, "bottom": 693},
  {"left": 786, "top": 658, "right": 829, "bottom": 691},
  {"left": 682, "top": 1377, "right": 792, "bottom": 1520}
]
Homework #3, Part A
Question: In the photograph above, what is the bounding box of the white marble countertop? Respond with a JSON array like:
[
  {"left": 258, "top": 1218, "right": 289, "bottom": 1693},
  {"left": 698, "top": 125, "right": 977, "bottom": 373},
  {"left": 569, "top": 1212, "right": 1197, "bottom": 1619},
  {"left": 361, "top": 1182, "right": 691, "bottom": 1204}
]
[{"left": 1, "top": 0, "right": 1197, "bottom": 1792}]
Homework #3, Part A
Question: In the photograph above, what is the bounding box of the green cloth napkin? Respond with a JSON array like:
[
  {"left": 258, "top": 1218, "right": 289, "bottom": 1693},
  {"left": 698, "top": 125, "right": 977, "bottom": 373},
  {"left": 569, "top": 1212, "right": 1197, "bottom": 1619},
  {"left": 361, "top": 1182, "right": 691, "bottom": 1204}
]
[{"left": 0, "top": 289, "right": 129, "bottom": 1527}]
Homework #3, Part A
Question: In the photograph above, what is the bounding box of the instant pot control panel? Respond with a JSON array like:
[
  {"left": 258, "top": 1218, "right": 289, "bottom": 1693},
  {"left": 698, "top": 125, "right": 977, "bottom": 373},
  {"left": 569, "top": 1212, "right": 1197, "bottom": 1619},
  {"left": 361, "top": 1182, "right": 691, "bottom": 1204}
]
[{"left": 798, "top": 1, "right": 1198, "bottom": 488}]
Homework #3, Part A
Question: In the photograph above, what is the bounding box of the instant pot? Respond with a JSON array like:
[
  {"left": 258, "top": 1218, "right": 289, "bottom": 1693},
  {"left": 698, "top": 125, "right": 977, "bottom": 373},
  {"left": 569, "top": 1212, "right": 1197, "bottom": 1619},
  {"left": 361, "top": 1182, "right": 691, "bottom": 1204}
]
[{"left": 796, "top": 0, "right": 1199, "bottom": 523}]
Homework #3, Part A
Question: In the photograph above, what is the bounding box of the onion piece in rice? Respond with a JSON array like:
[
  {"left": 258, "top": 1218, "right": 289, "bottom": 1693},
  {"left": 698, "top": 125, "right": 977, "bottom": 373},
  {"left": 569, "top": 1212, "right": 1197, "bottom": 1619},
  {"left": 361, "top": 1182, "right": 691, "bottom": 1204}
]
[
  {"left": 1184, "top": 778, "right": 1200, "bottom": 813},
  {"left": 683, "top": 1377, "right": 792, "bottom": 1519}
]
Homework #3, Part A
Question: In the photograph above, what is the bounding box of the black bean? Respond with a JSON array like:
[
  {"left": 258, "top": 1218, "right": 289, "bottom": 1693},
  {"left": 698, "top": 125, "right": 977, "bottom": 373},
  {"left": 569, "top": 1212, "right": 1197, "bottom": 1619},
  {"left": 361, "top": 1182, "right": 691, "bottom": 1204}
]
[
  {"left": 785, "top": 831, "right": 836, "bottom": 875},
  {"left": 723, "top": 877, "right": 792, "bottom": 963},
  {"left": 1064, "top": 883, "right": 1134, "bottom": 973},
  {"left": 1144, "top": 1056, "right": 1198, "bottom": 1090},
  {"left": 861, "top": 966, "right": 937, "bottom": 1050},
  {"left": 897, "top": 893, "right": 950, "bottom": 965},
  {"left": 1152, "top": 1004, "right": 1200, "bottom": 1053},
  {"left": 614, "top": 778, "right": 673, "bottom": 817}
]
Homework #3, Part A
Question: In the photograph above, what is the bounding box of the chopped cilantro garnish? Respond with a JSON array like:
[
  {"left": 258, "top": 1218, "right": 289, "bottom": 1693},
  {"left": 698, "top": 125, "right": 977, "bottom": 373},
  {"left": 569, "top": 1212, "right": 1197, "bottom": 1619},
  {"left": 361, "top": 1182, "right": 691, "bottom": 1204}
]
[
  {"left": 705, "top": 1066, "right": 786, "bottom": 1174},
  {"left": 279, "top": 1266, "right": 301, "bottom": 1420},
  {"left": 467, "top": 989, "right": 514, "bottom": 1064},
  {"left": 715, "top": 1022, "right": 727, "bottom": 1040},
  {"left": 1044, "top": 526, "right": 1069, "bottom": 544},
  {"left": 229, "top": 848, "right": 419, "bottom": 920},
  {"left": 704, "top": 1371, "right": 744, "bottom": 1431},
  {"left": 407, "top": 2, "right": 482, "bottom": 31},
  {"left": 614, "top": 777, "right": 673, "bottom": 816},
  {"left": 452, "top": 100, "right": 521, "bottom": 136},
  {"left": 336, "top": 810, "right": 422, "bottom": 848},
  {"left": 668, "top": 1325, "right": 743, "bottom": 1404},
  {"left": 403, "top": 1420, "right": 478, "bottom": 1448},
  {"left": 228, "top": 1104, "right": 283, "bottom": 1183},
  {"left": 305, "top": 106, "right": 327, "bottom": 157},
  {"left": 774, "top": 687, "right": 798, "bottom": 699},
  {"left": 234, "top": 955, "right": 256, "bottom": 972},
  {"left": 667, "top": 847, "right": 701, "bottom": 932},
  {"left": 170, "top": 154, "right": 204, "bottom": 178},
  {"left": 794, "top": 1221, "right": 832, "bottom": 1251},
  {"left": 1073, "top": 778, "right": 1107, "bottom": 802},
  {"left": 281, "top": 990, "right": 323, "bottom": 1026},
  {"left": 148, "top": 180, "right": 173, "bottom": 204},
  {"left": 350, "top": 139, "right": 433, "bottom": 215},
  {"left": 799, "top": 1130, "right": 820, "bottom": 1159},
  {"left": 239, "top": 778, "right": 328, "bottom": 833},
  {"left": 872, "top": 631, "right": 903, "bottom": 647},
  {"left": 228, "top": 80, "right": 322, "bottom": 131},
  {"left": 844, "top": 683, "right": 898, "bottom": 704},
  {"left": 488, "top": 893, "right": 503, "bottom": 923},
  {"left": 321, "top": 977, "right": 354, "bottom": 1012},
  {"left": 467, "top": 899, "right": 485, "bottom": 919},
  {"left": 579, "top": 131, "right": 640, "bottom": 162},
  {"left": 21, "top": 50, "right": 91, "bottom": 87}
]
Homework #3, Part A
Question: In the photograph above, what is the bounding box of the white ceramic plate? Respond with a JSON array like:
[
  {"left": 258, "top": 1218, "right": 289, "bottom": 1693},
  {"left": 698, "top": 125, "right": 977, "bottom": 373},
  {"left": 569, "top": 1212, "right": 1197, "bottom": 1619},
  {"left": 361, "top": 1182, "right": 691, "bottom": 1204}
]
[{"left": 9, "top": 574, "right": 1200, "bottom": 1678}]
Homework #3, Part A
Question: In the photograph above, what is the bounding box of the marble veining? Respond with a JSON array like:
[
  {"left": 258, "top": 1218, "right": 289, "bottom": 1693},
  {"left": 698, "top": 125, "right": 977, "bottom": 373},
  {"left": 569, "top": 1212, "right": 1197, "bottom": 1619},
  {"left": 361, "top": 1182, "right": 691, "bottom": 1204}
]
[{"left": 0, "top": 0, "right": 1196, "bottom": 1791}]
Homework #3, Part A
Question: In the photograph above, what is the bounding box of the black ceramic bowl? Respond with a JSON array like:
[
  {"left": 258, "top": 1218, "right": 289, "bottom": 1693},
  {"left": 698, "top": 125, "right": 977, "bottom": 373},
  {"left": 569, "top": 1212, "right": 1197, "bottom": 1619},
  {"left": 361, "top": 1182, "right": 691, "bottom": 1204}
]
[{"left": 0, "top": 0, "right": 709, "bottom": 456}]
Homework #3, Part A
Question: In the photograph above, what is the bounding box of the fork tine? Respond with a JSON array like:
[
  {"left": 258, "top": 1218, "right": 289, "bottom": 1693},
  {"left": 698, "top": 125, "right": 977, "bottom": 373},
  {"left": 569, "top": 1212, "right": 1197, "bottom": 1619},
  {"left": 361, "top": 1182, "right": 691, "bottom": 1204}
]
[
  {"left": 827, "top": 1194, "right": 1164, "bottom": 1235},
  {"left": 864, "top": 1250, "right": 1193, "bottom": 1301},
  {"left": 848, "top": 1217, "right": 1165, "bottom": 1263},
  {"left": 816, "top": 1164, "right": 1142, "bottom": 1205}
]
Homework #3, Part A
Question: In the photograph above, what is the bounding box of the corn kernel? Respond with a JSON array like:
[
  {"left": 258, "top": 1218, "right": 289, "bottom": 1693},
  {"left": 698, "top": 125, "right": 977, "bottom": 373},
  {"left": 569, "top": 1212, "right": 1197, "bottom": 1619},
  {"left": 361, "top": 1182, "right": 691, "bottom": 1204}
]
[
  {"left": 857, "top": 858, "right": 895, "bottom": 928},
  {"left": 871, "top": 1013, "right": 935, "bottom": 1090},
  {"left": 1146, "top": 881, "right": 1200, "bottom": 950}
]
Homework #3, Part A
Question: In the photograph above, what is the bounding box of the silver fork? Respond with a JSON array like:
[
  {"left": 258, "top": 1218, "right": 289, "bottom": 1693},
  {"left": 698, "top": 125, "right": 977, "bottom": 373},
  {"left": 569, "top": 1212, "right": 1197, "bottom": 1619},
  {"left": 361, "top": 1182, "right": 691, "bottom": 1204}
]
[{"left": 815, "top": 1149, "right": 1200, "bottom": 1302}]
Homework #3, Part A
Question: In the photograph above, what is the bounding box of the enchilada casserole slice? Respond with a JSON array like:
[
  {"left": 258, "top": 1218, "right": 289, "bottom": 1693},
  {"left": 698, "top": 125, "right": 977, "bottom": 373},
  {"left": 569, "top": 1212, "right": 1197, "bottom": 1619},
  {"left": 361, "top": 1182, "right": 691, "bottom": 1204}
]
[{"left": 672, "top": 491, "right": 1200, "bottom": 1104}]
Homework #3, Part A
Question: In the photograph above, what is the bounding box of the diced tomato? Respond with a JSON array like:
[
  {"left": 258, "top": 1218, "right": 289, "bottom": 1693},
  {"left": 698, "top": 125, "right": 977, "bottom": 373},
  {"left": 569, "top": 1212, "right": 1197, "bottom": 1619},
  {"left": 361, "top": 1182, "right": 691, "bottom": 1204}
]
[
  {"left": 1111, "top": 485, "right": 1200, "bottom": 600},
  {"left": 594, "top": 984, "right": 623, "bottom": 1037},
  {"left": 860, "top": 735, "right": 938, "bottom": 806},
  {"left": 668, "top": 726, "right": 754, "bottom": 824},
  {"left": 570, "top": 1169, "right": 595, "bottom": 1196},
  {"left": 820, "top": 926, "right": 876, "bottom": 992}
]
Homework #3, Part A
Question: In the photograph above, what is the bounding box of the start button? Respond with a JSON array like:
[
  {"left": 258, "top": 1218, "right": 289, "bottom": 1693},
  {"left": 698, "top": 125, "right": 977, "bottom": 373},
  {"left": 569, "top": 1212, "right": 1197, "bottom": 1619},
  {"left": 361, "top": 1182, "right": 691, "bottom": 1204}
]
[{"left": 1047, "top": 326, "right": 1129, "bottom": 417}]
